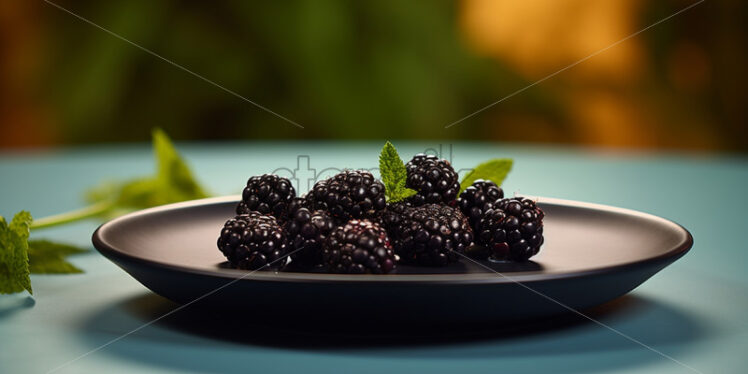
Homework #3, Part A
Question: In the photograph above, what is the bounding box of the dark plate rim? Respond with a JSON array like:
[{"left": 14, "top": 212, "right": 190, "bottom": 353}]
[{"left": 92, "top": 196, "right": 693, "bottom": 284}]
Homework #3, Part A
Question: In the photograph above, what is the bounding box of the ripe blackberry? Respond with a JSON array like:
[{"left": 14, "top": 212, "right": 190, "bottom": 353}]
[
  {"left": 376, "top": 201, "right": 408, "bottom": 229},
  {"left": 323, "top": 220, "right": 396, "bottom": 274},
  {"left": 458, "top": 179, "right": 504, "bottom": 230},
  {"left": 236, "top": 174, "right": 295, "bottom": 222},
  {"left": 381, "top": 203, "right": 473, "bottom": 266},
  {"left": 475, "top": 197, "right": 545, "bottom": 261},
  {"left": 286, "top": 197, "right": 309, "bottom": 217},
  {"left": 405, "top": 154, "right": 460, "bottom": 206},
  {"left": 306, "top": 170, "right": 387, "bottom": 224},
  {"left": 284, "top": 208, "right": 336, "bottom": 268},
  {"left": 217, "top": 212, "right": 288, "bottom": 270}
]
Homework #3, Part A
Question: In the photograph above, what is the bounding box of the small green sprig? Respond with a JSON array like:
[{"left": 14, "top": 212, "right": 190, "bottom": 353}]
[
  {"left": 0, "top": 212, "right": 33, "bottom": 294},
  {"left": 459, "top": 158, "right": 513, "bottom": 193},
  {"left": 1, "top": 213, "right": 91, "bottom": 294},
  {"left": 34, "top": 128, "right": 209, "bottom": 229},
  {"left": 1, "top": 129, "right": 210, "bottom": 294},
  {"left": 379, "top": 142, "right": 417, "bottom": 203},
  {"left": 28, "top": 240, "right": 88, "bottom": 274}
]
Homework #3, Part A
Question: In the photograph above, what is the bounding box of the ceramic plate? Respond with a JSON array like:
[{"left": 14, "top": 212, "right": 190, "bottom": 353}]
[{"left": 93, "top": 196, "right": 692, "bottom": 324}]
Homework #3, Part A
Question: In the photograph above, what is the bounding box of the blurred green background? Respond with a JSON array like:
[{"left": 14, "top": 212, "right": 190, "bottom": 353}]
[{"left": 0, "top": 0, "right": 745, "bottom": 151}]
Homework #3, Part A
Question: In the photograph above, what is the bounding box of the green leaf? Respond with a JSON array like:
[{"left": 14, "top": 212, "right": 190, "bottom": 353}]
[
  {"left": 150, "top": 128, "right": 210, "bottom": 204},
  {"left": 28, "top": 257, "right": 83, "bottom": 274},
  {"left": 28, "top": 240, "right": 87, "bottom": 257},
  {"left": 379, "top": 141, "right": 417, "bottom": 203},
  {"left": 28, "top": 240, "right": 87, "bottom": 274},
  {"left": 397, "top": 186, "right": 417, "bottom": 201},
  {"left": 379, "top": 141, "right": 406, "bottom": 199},
  {"left": 0, "top": 212, "right": 33, "bottom": 294},
  {"left": 86, "top": 128, "right": 210, "bottom": 211},
  {"left": 459, "top": 159, "right": 514, "bottom": 194}
]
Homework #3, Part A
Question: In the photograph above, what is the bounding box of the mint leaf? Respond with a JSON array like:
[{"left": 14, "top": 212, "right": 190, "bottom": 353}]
[
  {"left": 28, "top": 240, "right": 87, "bottom": 274},
  {"left": 87, "top": 128, "right": 210, "bottom": 211},
  {"left": 151, "top": 128, "right": 210, "bottom": 204},
  {"left": 379, "top": 142, "right": 417, "bottom": 203},
  {"left": 379, "top": 141, "right": 407, "bottom": 199},
  {"left": 0, "top": 212, "right": 33, "bottom": 294},
  {"left": 459, "top": 159, "right": 513, "bottom": 193},
  {"left": 28, "top": 240, "right": 87, "bottom": 257},
  {"left": 398, "top": 186, "right": 417, "bottom": 202}
]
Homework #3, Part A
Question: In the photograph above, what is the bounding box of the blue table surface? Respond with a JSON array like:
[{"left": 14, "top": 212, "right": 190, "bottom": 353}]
[{"left": 1, "top": 141, "right": 747, "bottom": 374}]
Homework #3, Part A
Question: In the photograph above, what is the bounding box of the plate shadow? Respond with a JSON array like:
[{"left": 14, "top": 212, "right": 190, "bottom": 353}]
[{"left": 73, "top": 291, "right": 708, "bottom": 373}]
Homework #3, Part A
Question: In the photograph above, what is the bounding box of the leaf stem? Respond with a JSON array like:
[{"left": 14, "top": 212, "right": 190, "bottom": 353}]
[{"left": 30, "top": 201, "right": 114, "bottom": 230}]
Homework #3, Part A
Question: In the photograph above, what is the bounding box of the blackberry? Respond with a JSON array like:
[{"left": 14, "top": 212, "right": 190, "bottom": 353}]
[
  {"left": 284, "top": 208, "right": 336, "bottom": 268},
  {"left": 323, "top": 220, "right": 396, "bottom": 274},
  {"left": 236, "top": 174, "right": 295, "bottom": 222},
  {"left": 381, "top": 203, "right": 473, "bottom": 266},
  {"left": 306, "top": 170, "right": 386, "bottom": 224},
  {"left": 217, "top": 212, "right": 288, "bottom": 270},
  {"left": 475, "top": 197, "right": 545, "bottom": 261},
  {"left": 405, "top": 154, "right": 460, "bottom": 206},
  {"left": 376, "top": 201, "right": 410, "bottom": 229},
  {"left": 286, "top": 197, "right": 309, "bottom": 218},
  {"left": 458, "top": 179, "right": 504, "bottom": 230}
]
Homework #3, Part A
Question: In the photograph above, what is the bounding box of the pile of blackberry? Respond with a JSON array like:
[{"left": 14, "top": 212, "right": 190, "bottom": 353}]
[{"left": 218, "top": 156, "right": 545, "bottom": 274}]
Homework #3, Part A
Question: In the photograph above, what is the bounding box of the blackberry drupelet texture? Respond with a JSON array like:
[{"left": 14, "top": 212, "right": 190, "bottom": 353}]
[
  {"left": 380, "top": 203, "right": 473, "bottom": 266},
  {"left": 284, "top": 208, "right": 336, "bottom": 268},
  {"left": 475, "top": 197, "right": 545, "bottom": 261},
  {"left": 306, "top": 170, "right": 387, "bottom": 224},
  {"left": 323, "top": 219, "right": 396, "bottom": 274},
  {"left": 286, "top": 197, "right": 309, "bottom": 217},
  {"left": 458, "top": 179, "right": 504, "bottom": 230},
  {"left": 236, "top": 174, "right": 295, "bottom": 222},
  {"left": 405, "top": 154, "right": 461, "bottom": 206},
  {"left": 217, "top": 212, "right": 288, "bottom": 270}
]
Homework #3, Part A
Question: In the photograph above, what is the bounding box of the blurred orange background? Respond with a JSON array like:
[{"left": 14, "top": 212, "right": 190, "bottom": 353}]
[{"left": 1, "top": 0, "right": 745, "bottom": 151}]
